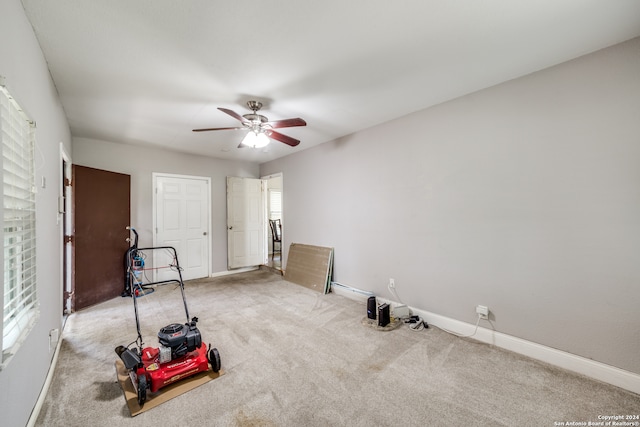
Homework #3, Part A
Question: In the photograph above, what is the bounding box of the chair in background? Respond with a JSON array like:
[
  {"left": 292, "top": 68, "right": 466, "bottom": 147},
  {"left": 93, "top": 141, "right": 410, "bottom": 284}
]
[{"left": 269, "top": 219, "right": 282, "bottom": 257}]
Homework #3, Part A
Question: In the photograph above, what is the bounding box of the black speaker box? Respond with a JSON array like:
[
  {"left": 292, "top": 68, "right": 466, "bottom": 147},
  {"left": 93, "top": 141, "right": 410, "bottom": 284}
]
[
  {"left": 367, "top": 296, "right": 377, "bottom": 320},
  {"left": 378, "top": 303, "right": 390, "bottom": 327}
]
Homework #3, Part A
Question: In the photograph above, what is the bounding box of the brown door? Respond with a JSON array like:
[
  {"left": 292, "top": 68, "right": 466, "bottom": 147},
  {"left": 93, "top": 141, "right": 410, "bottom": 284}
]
[{"left": 72, "top": 165, "right": 130, "bottom": 311}]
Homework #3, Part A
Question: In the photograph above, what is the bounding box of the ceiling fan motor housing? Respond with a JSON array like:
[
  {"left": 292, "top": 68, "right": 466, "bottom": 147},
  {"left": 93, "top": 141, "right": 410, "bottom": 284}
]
[
  {"left": 243, "top": 113, "right": 268, "bottom": 123},
  {"left": 246, "top": 100, "right": 262, "bottom": 111},
  {"left": 244, "top": 101, "right": 267, "bottom": 124}
]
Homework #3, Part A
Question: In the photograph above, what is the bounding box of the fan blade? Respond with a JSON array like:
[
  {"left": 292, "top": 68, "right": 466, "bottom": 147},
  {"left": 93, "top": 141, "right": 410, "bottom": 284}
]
[
  {"left": 267, "top": 118, "right": 307, "bottom": 129},
  {"left": 218, "top": 107, "right": 248, "bottom": 123},
  {"left": 192, "top": 127, "right": 243, "bottom": 132},
  {"left": 266, "top": 130, "right": 300, "bottom": 147}
]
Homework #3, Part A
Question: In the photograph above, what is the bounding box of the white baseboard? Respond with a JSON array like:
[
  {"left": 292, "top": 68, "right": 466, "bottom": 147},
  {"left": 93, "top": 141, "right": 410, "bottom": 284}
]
[
  {"left": 27, "top": 323, "right": 65, "bottom": 427},
  {"left": 210, "top": 266, "right": 259, "bottom": 278},
  {"left": 408, "top": 305, "right": 640, "bottom": 395},
  {"left": 330, "top": 283, "right": 640, "bottom": 395},
  {"left": 331, "top": 281, "right": 374, "bottom": 299}
]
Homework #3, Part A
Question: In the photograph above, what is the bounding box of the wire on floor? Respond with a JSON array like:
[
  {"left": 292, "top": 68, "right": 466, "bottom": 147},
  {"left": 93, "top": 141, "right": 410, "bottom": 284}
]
[
  {"left": 405, "top": 316, "right": 427, "bottom": 331},
  {"left": 431, "top": 314, "right": 483, "bottom": 338}
]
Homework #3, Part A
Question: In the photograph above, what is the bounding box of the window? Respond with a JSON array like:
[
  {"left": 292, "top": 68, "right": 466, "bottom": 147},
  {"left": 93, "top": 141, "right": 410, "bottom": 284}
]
[
  {"left": 269, "top": 190, "right": 282, "bottom": 221},
  {"left": 1, "top": 78, "right": 38, "bottom": 368}
]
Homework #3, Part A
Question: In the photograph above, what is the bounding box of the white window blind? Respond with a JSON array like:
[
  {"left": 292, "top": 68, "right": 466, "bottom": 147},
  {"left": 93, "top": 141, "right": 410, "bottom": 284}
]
[
  {"left": 1, "top": 79, "right": 38, "bottom": 366},
  {"left": 269, "top": 190, "right": 282, "bottom": 220}
]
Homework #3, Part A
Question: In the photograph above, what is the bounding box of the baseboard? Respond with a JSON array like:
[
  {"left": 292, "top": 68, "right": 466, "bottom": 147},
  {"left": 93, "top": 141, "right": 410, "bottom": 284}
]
[
  {"left": 27, "top": 323, "right": 65, "bottom": 427},
  {"left": 330, "top": 283, "right": 640, "bottom": 395},
  {"left": 406, "top": 305, "right": 640, "bottom": 395},
  {"left": 210, "top": 266, "right": 259, "bottom": 278},
  {"left": 331, "top": 281, "right": 374, "bottom": 300}
]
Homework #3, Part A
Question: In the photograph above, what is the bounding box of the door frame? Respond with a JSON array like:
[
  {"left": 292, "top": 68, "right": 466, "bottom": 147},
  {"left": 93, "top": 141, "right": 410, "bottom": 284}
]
[
  {"left": 262, "top": 172, "right": 284, "bottom": 256},
  {"left": 59, "top": 143, "right": 72, "bottom": 314},
  {"left": 152, "top": 172, "right": 212, "bottom": 280}
]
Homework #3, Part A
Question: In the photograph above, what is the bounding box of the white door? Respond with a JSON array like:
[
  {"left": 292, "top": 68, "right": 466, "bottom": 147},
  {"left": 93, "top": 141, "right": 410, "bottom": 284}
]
[
  {"left": 227, "top": 176, "right": 266, "bottom": 269},
  {"left": 154, "top": 174, "right": 210, "bottom": 281}
]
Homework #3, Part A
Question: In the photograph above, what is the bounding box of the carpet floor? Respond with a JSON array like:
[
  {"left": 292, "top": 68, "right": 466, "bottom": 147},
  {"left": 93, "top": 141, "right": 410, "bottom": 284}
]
[{"left": 35, "top": 269, "right": 640, "bottom": 426}]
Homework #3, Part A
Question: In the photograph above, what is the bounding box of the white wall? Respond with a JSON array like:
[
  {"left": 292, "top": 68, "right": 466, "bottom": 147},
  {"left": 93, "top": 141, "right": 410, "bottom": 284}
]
[
  {"left": 261, "top": 37, "right": 640, "bottom": 375},
  {"left": 72, "top": 138, "right": 260, "bottom": 273},
  {"left": 0, "top": 1, "right": 72, "bottom": 425}
]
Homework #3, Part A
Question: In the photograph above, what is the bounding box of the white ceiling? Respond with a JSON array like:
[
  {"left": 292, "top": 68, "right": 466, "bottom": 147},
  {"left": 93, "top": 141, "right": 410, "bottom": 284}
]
[{"left": 21, "top": 0, "right": 640, "bottom": 163}]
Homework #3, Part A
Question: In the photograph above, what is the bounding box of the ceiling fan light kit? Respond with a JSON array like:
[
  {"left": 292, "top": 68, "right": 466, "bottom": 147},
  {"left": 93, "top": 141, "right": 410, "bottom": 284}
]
[
  {"left": 193, "top": 100, "right": 307, "bottom": 148},
  {"left": 241, "top": 130, "right": 270, "bottom": 148}
]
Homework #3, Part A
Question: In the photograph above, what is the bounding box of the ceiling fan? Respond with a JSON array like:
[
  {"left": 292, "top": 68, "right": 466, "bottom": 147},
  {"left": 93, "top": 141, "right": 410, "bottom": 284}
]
[{"left": 192, "top": 100, "right": 306, "bottom": 148}]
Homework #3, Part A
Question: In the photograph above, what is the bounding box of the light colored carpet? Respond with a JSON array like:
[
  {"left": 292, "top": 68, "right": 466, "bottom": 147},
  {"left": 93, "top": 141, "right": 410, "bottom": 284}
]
[{"left": 36, "top": 269, "right": 639, "bottom": 426}]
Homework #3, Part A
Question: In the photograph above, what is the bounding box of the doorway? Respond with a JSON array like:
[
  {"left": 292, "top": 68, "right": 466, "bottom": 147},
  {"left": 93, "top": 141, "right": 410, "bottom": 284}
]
[
  {"left": 264, "top": 173, "right": 283, "bottom": 272},
  {"left": 225, "top": 174, "right": 284, "bottom": 271},
  {"left": 60, "top": 145, "right": 72, "bottom": 314}
]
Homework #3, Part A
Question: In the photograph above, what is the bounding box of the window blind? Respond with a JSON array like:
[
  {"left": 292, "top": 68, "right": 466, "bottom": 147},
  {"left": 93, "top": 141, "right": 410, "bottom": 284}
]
[
  {"left": 269, "top": 190, "right": 282, "bottom": 220},
  {"left": 1, "top": 80, "right": 38, "bottom": 364}
]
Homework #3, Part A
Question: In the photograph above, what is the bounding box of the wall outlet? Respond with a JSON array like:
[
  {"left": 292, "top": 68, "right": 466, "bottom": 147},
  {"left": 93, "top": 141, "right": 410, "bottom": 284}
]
[
  {"left": 49, "top": 328, "right": 59, "bottom": 353},
  {"left": 476, "top": 305, "right": 489, "bottom": 319},
  {"left": 389, "top": 278, "right": 395, "bottom": 288}
]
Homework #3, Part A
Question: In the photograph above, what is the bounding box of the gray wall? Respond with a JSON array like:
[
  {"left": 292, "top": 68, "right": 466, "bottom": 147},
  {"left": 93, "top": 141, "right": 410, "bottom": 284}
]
[
  {"left": 72, "top": 138, "right": 260, "bottom": 273},
  {"left": 261, "top": 38, "right": 640, "bottom": 375},
  {"left": 0, "top": 1, "right": 72, "bottom": 425}
]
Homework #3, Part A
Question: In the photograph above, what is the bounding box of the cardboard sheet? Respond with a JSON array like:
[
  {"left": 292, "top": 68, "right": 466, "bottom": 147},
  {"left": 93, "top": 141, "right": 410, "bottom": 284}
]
[
  {"left": 284, "top": 243, "right": 334, "bottom": 293},
  {"left": 115, "top": 359, "right": 224, "bottom": 416}
]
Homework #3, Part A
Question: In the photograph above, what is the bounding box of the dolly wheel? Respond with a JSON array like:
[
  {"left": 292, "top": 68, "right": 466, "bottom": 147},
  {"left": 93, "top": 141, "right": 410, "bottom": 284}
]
[
  {"left": 137, "top": 374, "right": 147, "bottom": 406},
  {"left": 208, "top": 347, "right": 221, "bottom": 373}
]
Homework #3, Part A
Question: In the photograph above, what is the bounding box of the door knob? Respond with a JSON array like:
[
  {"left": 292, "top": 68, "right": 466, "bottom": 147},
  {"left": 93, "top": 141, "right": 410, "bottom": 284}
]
[
  {"left": 203, "top": 232, "right": 207, "bottom": 236},
  {"left": 228, "top": 226, "right": 233, "bottom": 230}
]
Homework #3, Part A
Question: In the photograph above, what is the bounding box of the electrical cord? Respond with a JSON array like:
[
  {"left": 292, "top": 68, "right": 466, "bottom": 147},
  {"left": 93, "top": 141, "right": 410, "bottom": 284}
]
[
  {"left": 163, "top": 248, "right": 184, "bottom": 272},
  {"left": 432, "top": 314, "right": 483, "bottom": 338},
  {"left": 406, "top": 316, "right": 426, "bottom": 331},
  {"left": 388, "top": 282, "right": 403, "bottom": 305},
  {"left": 387, "top": 281, "right": 429, "bottom": 332},
  {"left": 400, "top": 315, "right": 428, "bottom": 331},
  {"left": 384, "top": 278, "right": 485, "bottom": 337}
]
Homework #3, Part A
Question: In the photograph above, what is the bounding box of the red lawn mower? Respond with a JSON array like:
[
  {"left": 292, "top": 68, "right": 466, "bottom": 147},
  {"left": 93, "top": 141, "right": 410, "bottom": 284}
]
[{"left": 115, "top": 227, "right": 221, "bottom": 406}]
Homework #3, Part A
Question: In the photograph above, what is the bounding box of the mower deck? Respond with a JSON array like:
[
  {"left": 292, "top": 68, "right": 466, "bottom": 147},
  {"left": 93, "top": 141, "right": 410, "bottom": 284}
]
[{"left": 137, "top": 343, "right": 210, "bottom": 393}]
